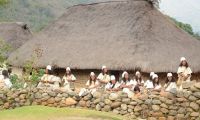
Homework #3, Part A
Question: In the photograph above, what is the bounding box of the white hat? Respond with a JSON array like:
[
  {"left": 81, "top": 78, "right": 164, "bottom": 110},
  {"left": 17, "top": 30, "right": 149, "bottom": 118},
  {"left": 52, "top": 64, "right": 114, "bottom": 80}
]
[
  {"left": 152, "top": 74, "right": 158, "bottom": 79},
  {"left": 90, "top": 72, "right": 95, "bottom": 76},
  {"left": 122, "top": 71, "right": 128, "bottom": 78},
  {"left": 180, "top": 57, "right": 186, "bottom": 62},
  {"left": 102, "top": 65, "right": 107, "bottom": 70},
  {"left": 66, "top": 67, "right": 71, "bottom": 71},
  {"left": 167, "top": 73, "right": 173, "bottom": 77},
  {"left": 135, "top": 71, "right": 140, "bottom": 76},
  {"left": 150, "top": 72, "right": 155, "bottom": 77},
  {"left": 46, "top": 65, "right": 52, "bottom": 70},
  {"left": 110, "top": 75, "right": 116, "bottom": 81}
]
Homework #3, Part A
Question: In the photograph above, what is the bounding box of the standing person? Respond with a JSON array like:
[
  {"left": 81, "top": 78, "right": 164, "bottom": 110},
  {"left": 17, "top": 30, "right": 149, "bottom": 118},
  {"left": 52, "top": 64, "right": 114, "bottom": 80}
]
[
  {"left": 97, "top": 66, "right": 110, "bottom": 89},
  {"left": 37, "top": 65, "right": 54, "bottom": 89},
  {"left": 152, "top": 74, "right": 162, "bottom": 92},
  {"left": 105, "top": 75, "right": 121, "bottom": 92},
  {"left": 62, "top": 67, "right": 76, "bottom": 92},
  {"left": 144, "top": 72, "right": 154, "bottom": 89},
  {"left": 164, "top": 73, "right": 177, "bottom": 93},
  {"left": 79, "top": 72, "right": 99, "bottom": 96},
  {"left": 120, "top": 71, "right": 134, "bottom": 98},
  {"left": 177, "top": 57, "right": 192, "bottom": 90}
]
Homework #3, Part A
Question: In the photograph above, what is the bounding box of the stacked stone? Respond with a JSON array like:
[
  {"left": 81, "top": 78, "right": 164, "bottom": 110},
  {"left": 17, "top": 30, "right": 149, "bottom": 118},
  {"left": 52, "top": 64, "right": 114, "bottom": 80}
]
[{"left": 0, "top": 82, "right": 200, "bottom": 120}]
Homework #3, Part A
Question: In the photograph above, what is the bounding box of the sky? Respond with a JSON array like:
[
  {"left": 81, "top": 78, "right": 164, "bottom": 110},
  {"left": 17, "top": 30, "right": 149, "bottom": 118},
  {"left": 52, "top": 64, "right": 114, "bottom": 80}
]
[{"left": 160, "top": 0, "right": 200, "bottom": 33}]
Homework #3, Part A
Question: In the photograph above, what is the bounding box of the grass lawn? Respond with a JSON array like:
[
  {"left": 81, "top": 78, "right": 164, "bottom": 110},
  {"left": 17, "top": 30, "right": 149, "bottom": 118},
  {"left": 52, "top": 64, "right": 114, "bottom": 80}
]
[{"left": 0, "top": 106, "right": 124, "bottom": 120}]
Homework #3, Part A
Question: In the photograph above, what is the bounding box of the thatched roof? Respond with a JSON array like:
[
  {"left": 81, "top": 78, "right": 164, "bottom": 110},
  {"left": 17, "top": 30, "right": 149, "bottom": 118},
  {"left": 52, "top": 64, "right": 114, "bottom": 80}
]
[
  {"left": 0, "top": 22, "right": 32, "bottom": 54},
  {"left": 8, "top": 0, "right": 200, "bottom": 73}
]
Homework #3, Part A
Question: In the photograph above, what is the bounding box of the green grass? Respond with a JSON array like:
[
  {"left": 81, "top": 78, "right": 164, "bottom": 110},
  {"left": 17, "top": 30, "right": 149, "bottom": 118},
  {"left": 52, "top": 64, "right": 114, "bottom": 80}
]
[{"left": 0, "top": 106, "right": 124, "bottom": 120}]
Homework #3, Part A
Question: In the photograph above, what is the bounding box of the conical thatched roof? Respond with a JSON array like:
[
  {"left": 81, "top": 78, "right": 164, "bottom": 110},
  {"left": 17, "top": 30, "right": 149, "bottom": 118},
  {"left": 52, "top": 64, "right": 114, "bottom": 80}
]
[
  {"left": 0, "top": 22, "right": 32, "bottom": 54},
  {"left": 8, "top": 0, "right": 200, "bottom": 73}
]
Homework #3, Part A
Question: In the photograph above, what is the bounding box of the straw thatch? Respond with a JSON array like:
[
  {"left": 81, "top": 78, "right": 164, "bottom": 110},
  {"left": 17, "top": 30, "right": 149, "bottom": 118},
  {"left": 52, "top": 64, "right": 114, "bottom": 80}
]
[
  {"left": 8, "top": 0, "right": 200, "bottom": 73},
  {"left": 0, "top": 22, "right": 32, "bottom": 54}
]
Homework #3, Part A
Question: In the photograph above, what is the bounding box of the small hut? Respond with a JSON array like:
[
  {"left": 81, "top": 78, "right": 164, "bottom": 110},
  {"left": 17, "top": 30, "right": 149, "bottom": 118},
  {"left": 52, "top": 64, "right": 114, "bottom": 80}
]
[
  {"left": 0, "top": 22, "right": 32, "bottom": 54},
  {"left": 8, "top": 0, "right": 200, "bottom": 86}
]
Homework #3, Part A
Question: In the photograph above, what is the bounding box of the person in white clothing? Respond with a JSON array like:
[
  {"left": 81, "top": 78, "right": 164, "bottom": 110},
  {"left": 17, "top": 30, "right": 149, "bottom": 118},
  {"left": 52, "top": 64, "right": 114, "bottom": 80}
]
[
  {"left": 144, "top": 72, "right": 154, "bottom": 89},
  {"left": 105, "top": 75, "right": 121, "bottom": 92},
  {"left": 0, "top": 70, "right": 12, "bottom": 89},
  {"left": 177, "top": 57, "right": 192, "bottom": 90},
  {"left": 133, "top": 71, "right": 144, "bottom": 86},
  {"left": 62, "top": 67, "right": 76, "bottom": 91},
  {"left": 120, "top": 71, "right": 134, "bottom": 98},
  {"left": 164, "top": 73, "right": 177, "bottom": 93},
  {"left": 97, "top": 66, "right": 110, "bottom": 84},
  {"left": 152, "top": 74, "right": 162, "bottom": 92},
  {"left": 79, "top": 72, "right": 99, "bottom": 96}
]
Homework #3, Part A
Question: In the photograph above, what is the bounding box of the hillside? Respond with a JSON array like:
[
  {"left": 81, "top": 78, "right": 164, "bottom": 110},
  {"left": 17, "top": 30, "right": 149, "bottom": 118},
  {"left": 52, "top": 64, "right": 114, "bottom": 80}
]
[{"left": 0, "top": 0, "right": 94, "bottom": 32}]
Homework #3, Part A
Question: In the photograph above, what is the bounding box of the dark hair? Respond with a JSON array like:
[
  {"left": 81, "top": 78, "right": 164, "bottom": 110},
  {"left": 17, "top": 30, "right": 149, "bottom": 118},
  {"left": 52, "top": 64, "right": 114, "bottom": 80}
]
[
  {"left": 89, "top": 75, "right": 97, "bottom": 85},
  {"left": 153, "top": 77, "right": 160, "bottom": 87},
  {"left": 102, "top": 69, "right": 108, "bottom": 75},
  {"left": 135, "top": 75, "right": 143, "bottom": 83},
  {"left": 122, "top": 75, "right": 131, "bottom": 83},
  {"left": 134, "top": 85, "right": 140, "bottom": 92},
  {"left": 65, "top": 70, "right": 72, "bottom": 75},
  {"left": 165, "top": 76, "right": 176, "bottom": 83},
  {"left": 179, "top": 61, "right": 189, "bottom": 68},
  {"left": 47, "top": 69, "right": 53, "bottom": 75},
  {"left": 149, "top": 76, "right": 153, "bottom": 81},
  {"left": 2, "top": 70, "right": 9, "bottom": 79}
]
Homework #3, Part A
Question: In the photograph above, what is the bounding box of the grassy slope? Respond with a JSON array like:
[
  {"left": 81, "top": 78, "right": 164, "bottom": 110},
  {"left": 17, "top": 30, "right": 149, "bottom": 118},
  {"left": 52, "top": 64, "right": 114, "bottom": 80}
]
[
  {"left": 0, "top": 106, "right": 124, "bottom": 120},
  {"left": 0, "top": 0, "right": 94, "bottom": 32}
]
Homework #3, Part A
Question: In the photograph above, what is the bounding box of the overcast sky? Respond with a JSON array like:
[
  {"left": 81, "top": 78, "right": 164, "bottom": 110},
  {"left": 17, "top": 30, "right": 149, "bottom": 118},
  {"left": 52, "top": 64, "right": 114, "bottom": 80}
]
[{"left": 160, "top": 0, "right": 200, "bottom": 33}]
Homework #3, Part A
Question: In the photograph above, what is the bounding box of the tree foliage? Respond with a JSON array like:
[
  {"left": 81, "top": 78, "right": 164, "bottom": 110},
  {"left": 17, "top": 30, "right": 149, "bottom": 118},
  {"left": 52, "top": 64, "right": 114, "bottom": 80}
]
[{"left": 0, "top": 0, "right": 9, "bottom": 5}]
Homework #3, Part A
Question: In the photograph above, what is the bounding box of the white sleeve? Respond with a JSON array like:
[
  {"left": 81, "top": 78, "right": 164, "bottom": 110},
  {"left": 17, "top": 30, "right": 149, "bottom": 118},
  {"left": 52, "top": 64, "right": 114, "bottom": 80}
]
[
  {"left": 4, "top": 78, "right": 12, "bottom": 88},
  {"left": 177, "top": 67, "right": 182, "bottom": 74},
  {"left": 105, "top": 83, "right": 110, "bottom": 89},
  {"left": 71, "top": 75, "right": 76, "bottom": 81},
  {"left": 97, "top": 73, "right": 102, "bottom": 80},
  {"left": 187, "top": 67, "right": 192, "bottom": 74},
  {"left": 86, "top": 80, "right": 90, "bottom": 86}
]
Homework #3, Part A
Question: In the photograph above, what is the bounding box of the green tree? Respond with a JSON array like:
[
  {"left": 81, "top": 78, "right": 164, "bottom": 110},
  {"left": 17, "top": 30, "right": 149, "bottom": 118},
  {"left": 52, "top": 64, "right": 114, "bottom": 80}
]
[{"left": 0, "top": 0, "right": 9, "bottom": 5}]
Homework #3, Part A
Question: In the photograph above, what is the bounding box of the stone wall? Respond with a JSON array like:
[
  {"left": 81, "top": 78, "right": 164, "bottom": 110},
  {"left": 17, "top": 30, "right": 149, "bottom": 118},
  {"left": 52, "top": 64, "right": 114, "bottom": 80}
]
[{"left": 1, "top": 83, "right": 200, "bottom": 120}]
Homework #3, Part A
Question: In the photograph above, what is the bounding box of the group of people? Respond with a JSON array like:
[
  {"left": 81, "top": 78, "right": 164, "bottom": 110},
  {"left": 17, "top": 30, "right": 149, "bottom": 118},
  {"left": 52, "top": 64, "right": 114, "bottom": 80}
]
[{"left": 37, "top": 57, "right": 193, "bottom": 98}]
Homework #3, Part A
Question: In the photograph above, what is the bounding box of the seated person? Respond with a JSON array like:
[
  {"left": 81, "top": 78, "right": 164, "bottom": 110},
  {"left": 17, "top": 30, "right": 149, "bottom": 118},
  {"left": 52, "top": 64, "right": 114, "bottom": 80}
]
[
  {"left": 37, "top": 65, "right": 55, "bottom": 89},
  {"left": 0, "top": 70, "right": 12, "bottom": 89},
  {"left": 62, "top": 67, "right": 76, "bottom": 92},
  {"left": 79, "top": 72, "right": 99, "bottom": 96},
  {"left": 105, "top": 75, "right": 121, "bottom": 92},
  {"left": 152, "top": 74, "right": 162, "bottom": 92},
  {"left": 133, "top": 71, "right": 144, "bottom": 86},
  {"left": 164, "top": 73, "right": 177, "bottom": 93},
  {"left": 97, "top": 66, "right": 110, "bottom": 85},
  {"left": 120, "top": 71, "right": 134, "bottom": 98},
  {"left": 144, "top": 72, "right": 154, "bottom": 90}
]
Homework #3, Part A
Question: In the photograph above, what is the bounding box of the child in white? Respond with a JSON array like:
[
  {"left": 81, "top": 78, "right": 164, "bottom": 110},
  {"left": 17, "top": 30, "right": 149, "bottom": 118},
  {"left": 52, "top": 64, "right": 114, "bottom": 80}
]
[
  {"left": 62, "top": 67, "right": 76, "bottom": 92},
  {"left": 144, "top": 72, "right": 154, "bottom": 89},
  {"left": 79, "top": 72, "right": 99, "bottom": 96},
  {"left": 105, "top": 75, "right": 121, "bottom": 92},
  {"left": 164, "top": 73, "right": 177, "bottom": 93},
  {"left": 152, "top": 74, "right": 162, "bottom": 91},
  {"left": 120, "top": 71, "right": 134, "bottom": 98}
]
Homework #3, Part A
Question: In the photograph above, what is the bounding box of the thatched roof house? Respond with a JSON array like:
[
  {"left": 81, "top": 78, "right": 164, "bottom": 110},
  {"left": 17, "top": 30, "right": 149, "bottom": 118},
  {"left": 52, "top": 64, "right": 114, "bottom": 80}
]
[
  {"left": 8, "top": 0, "right": 200, "bottom": 73},
  {"left": 0, "top": 22, "right": 32, "bottom": 54}
]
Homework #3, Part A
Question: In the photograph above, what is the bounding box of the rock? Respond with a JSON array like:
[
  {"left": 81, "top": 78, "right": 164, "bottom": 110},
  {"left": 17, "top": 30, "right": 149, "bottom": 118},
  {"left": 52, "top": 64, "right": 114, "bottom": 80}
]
[
  {"left": 165, "top": 99, "right": 173, "bottom": 105},
  {"left": 104, "top": 99, "right": 112, "bottom": 105},
  {"left": 152, "top": 105, "right": 160, "bottom": 112},
  {"left": 54, "top": 97, "right": 62, "bottom": 102},
  {"left": 151, "top": 112, "right": 163, "bottom": 117},
  {"left": 159, "top": 97, "right": 166, "bottom": 102},
  {"left": 19, "top": 94, "right": 26, "bottom": 99},
  {"left": 34, "top": 92, "right": 42, "bottom": 99},
  {"left": 183, "top": 91, "right": 192, "bottom": 98},
  {"left": 47, "top": 98, "right": 55, "bottom": 104},
  {"left": 193, "top": 92, "right": 200, "bottom": 98},
  {"left": 111, "top": 102, "right": 121, "bottom": 109},
  {"left": 95, "top": 104, "right": 101, "bottom": 111},
  {"left": 160, "top": 108, "right": 168, "bottom": 114},
  {"left": 121, "top": 104, "right": 127, "bottom": 111},
  {"left": 122, "top": 98, "right": 131, "bottom": 104},
  {"left": 102, "top": 105, "right": 111, "bottom": 112},
  {"left": 120, "top": 110, "right": 127, "bottom": 115},
  {"left": 3, "top": 102, "right": 10, "bottom": 109},
  {"left": 168, "top": 106, "right": 178, "bottom": 110},
  {"left": 83, "top": 94, "right": 92, "bottom": 101},
  {"left": 62, "top": 93, "right": 68, "bottom": 98},
  {"left": 160, "top": 103, "right": 168, "bottom": 108},
  {"left": 93, "top": 98, "right": 101, "bottom": 104},
  {"left": 65, "top": 97, "right": 77, "bottom": 106},
  {"left": 134, "top": 105, "right": 142, "bottom": 112},
  {"left": 194, "top": 82, "right": 200, "bottom": 89},
  {"left": 148, "top": 117, "right": 157, "bottom": 120},
  {"left": 158, "top": 117, "right": 166, "bottom": 120},
  {"left": 177, "top": 107, "right": 186, "bottom": 114},
  {"left": 127, "top": 108, "right": 133, "bottom": 113},
  {"left": 145, "top": 99, "right": 152, "bottom": 105},
  {"left": 113, "top": 109, "right": 119, "bottom": 114},
  {"left": 190, "top": 86, "right": 199, "bottom": 92},
  {"left": 79, "top": 100, "right": 86, "bottom": 107},
  {"left": 190, "top": 112, "right": 199, "bottom": 117},
  {"left": 152, "top": 99, "right": 161, "bottom": 105},
  {"left": 169, "top": 110, "right": 177, "bottom": 116},
  {"left": 182, "top": 81, "right": 195, "bottom": 89},
  {"left": 109, "top": 93, "right": 119, "bottom": 101},
  {"left": 180, "top": 102, "right": 189, "bottom": 107},
  {"left": 93, "top": 92, "right": 101, "bottom": 98},
  {"left": 196, "top": 100, "right": 200, "bottom": 104},
  {"left": 190, "top": 102, "right": 199, "bottom": 111},
  {"left": 99, "top": 102, "right": 105, "bottom": 107},
  {"left": 48, "top": 91, "right": 57, "bottom": 97},
  {"left": 167, "top": 116, "right": 175, "bottom": 120},
  {"left": 176, "top": 114, "right": 184, "bottom": 119},
  {"left": 130, "top": 101, "right": 138, "bottom": 105},
  {"left": 68, "top": 91, "right": 76, "bottom": 97},
  {"left": 188, "top": 95, "right": 198, "bottom": 101},
  {"left": 176, "top": 97, "right": 186, "bottom": 102}
]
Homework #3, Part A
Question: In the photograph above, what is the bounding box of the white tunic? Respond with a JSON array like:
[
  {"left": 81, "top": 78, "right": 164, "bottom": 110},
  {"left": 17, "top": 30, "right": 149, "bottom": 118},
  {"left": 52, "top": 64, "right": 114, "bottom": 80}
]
[
  {"left": 164, "top": 82, "right": 177, "bottom": 92},
  {"left": 97, "top": 73, "right": 110, "bottom": 83},
  {"left": 144, "top": 80, "right": 154, "bottom": 89},
  {"left": 177, "top": 66, "right": 192, "bottom": 82},
  {"left": 105, "top": 82, "right": 121, "bottom": 90}
]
